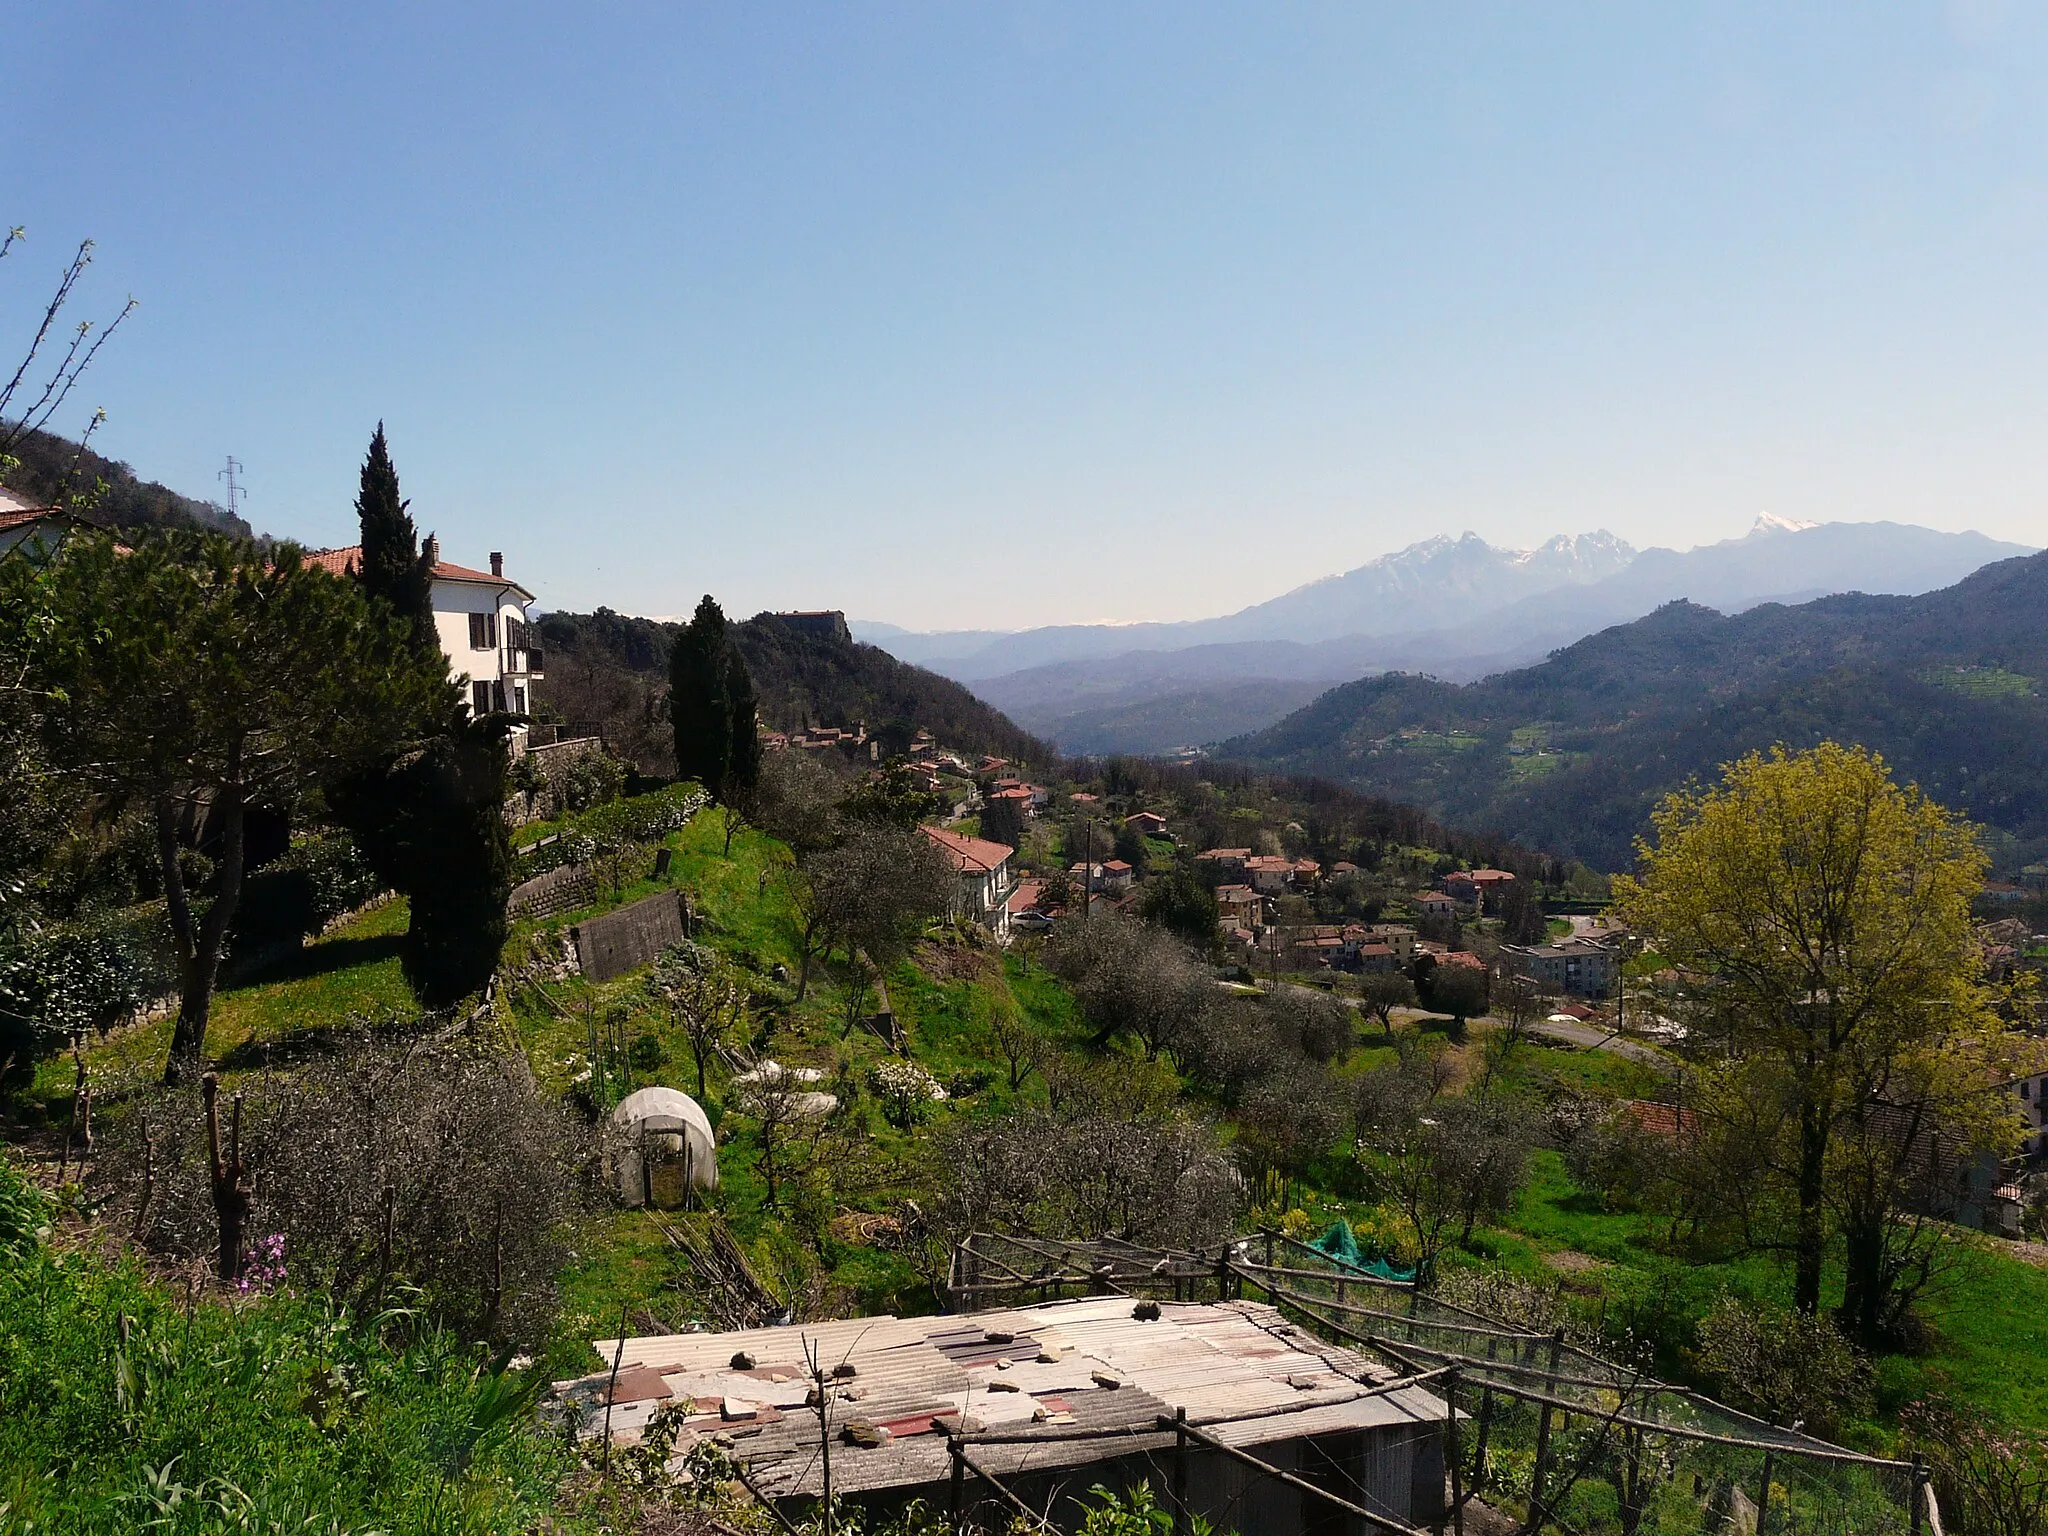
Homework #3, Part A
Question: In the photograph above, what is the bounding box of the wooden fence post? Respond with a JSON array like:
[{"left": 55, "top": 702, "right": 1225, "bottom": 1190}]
[
  {"left": 1620, "top": 1427, "right": 1643, "bottom": 1536},
  {"left": 1447, "top": 1367, "right": 1465, "bottom": 1536},
  {"left": 1755, "top": 1451, "right": 1774, "bottom": 1536},
  {"left": 949, "top": 1430, "right": 965, "bottom": 1535},
  {"left": 1523, "top": 1330, "right": 1565, "bottom": 1536},
  {"left": 1173, "top": 1405, "right": 1190, "bottom": 1536},
  {"left": 1473, "top": 1387, "right": 1494, "bottom": 1498}
]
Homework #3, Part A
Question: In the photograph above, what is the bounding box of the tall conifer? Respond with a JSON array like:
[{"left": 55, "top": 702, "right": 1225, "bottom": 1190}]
[
  {"left": 670, "top": 595, "right": 734, "bottom": 792},
  {"left": 724, "top": 649, "right": 763, "bottom": 799},
  {"left": 353, "top": 423, "right": 438, "bottom": 656}
]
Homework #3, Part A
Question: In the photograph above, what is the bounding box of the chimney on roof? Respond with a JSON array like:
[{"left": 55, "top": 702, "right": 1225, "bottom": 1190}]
[
  {"left": 490, "top": 551, "right": 503, "bottom": 578},
  {"left": 423, "top": 535, "right": 439, "bottom": 567}
]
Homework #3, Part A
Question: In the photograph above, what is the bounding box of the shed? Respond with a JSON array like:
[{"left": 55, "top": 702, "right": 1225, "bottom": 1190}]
[
  {"left": 608, "top": 1087, "right": 717, "bottom": 1208},
  {"left": 555, "top": 1295, "right": 1447, "bottom": 1534}
]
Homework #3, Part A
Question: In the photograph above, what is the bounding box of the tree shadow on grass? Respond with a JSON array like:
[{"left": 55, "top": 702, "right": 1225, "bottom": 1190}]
[
  {"left": 222, "top": 933, "right": 405, "bottom": 992},
  {"left": 1409, "top": 1014, "right": 1471, "bottom": 1044},
  {"left": 215, "top": 1025, "right": 368, "bottom": 1071},
  {"left": 1553, "top": 1190, "right": 1610, "bottom": 1217},
  {"left": 213, "top": 1004, "right": 427, "bottom": 1072}
]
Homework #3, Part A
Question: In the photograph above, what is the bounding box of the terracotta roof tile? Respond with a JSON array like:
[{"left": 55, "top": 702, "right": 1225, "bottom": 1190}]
[
  {"left": 920, "top": 823, "right": 1013, "bottom": 874},
  {"left": 304, "top": 543, "right": 535, "bottom": 599}
]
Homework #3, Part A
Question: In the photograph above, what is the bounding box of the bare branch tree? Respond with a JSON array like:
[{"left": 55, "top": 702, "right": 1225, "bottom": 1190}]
[
  {"left": 0, "top": 231, "right": 137, "bottom": 467},
  {"left": 649, "top": 941, "right": 745, "bottom": 1099}
]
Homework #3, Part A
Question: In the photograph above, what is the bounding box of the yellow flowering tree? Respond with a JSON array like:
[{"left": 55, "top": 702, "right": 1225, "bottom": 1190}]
[{"left": 1614, "top": 743, "right": 2023, "bottom": 1344}]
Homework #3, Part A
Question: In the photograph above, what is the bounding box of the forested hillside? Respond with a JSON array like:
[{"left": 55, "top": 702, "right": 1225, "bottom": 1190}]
[
  {"left": 1222, "top": 550, "right": 2048, "bottom": 870},
  {"left": 1, "top": 425, "right": 256, "bottom": 538},
  {"left": 537, "top": 607, "right": 1049, "bottom": 773}
]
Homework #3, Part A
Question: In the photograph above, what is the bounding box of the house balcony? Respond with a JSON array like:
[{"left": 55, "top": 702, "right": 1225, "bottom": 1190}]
[{"left": 502, "top": 646, "right": 546, "bottom": 679}]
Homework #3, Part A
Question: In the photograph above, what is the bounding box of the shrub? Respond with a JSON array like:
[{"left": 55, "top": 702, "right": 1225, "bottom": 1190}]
[
  {"left": 1077, "top": 1482, "right": 1216, "bottom": 1536},
  {"left": 1691, "top": 1293, "right": 1872, "bottom": 1437},
  {"left": 230, "top": 833, "right": 382, "bottom": 955},
  {"left": 101, "top": 1032, "right": 589, "bottom": 1343},
  {"left": 0, "top": 905, "right": 173, "bottom": 1085},
  {"left": 937, "top": 1099, "right": 1239, "bottom": 1250},
  {"left": 550, "top": 747, "right": 627, "bottom": 814},
  {"left": 869, "top": 1060, "right": 948, "bottom": 1130},
  {"left": 1906, "top": 1396, "right": 2048, "bottom": 1536},
  {"left": 513, "top": 785, "right": 708, "bottom": 881}
]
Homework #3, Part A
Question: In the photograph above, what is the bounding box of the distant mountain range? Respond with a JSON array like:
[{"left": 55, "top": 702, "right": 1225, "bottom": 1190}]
[
  {"left": 859, "top": 528, "right": 1637, "bottom": 677},
  {"left": 857, "top": 518, "right": 2034, "bottom": 753},
  {"left": 1216, "top": 548, "right": 2048, "bottom": 872}
]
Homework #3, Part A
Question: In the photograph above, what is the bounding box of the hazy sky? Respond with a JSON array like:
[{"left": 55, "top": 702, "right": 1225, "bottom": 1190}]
[{"left": 7, "top": 4, "right": 2048, "bottom": 630}]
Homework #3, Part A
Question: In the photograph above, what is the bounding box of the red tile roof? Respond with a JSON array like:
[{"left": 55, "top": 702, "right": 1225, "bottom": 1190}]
[
  {"left": 304, "top": 544, "right": 534, "bottom": 600},
  {"left": 1621, "top": 1100, "right": 1698, "bottom": 1139},
  {"left": 920, "top": 823, "right": 1013, "bottom": 875}
]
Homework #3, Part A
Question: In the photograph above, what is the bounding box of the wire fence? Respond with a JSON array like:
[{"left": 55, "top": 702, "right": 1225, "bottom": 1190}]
[{"left": 950, "top": 1232, "right": 1936, "bottom": 1536}]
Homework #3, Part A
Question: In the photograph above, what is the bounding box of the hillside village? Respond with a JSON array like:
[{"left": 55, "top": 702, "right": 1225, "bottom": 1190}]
[{"left": 10, "top": 439, "right": 2048, "bottom": 1536}]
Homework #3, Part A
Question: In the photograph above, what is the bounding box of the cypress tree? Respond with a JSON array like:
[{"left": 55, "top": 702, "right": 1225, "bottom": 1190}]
[
  {"left": 669, "top": 595, "right": 734, "bottom": 792},
  {"left": 331, "top": 715, "right": 512, "bottom": 1009},
  {"left": 724, "top": 648, "right": 763, "bottom": 799},
  {"left": 353, "top": 423, "right": 438, "bottom": 656}
]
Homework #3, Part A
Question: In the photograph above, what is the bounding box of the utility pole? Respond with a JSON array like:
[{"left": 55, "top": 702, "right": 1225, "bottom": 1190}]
[{"left": 217, "top": 456, "right": 245, "bottom": 522}]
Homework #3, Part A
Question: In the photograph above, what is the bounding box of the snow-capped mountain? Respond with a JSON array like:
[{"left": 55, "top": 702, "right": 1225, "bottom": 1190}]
[
  {"left": 857, "top": 519, "right": 2032, "bottom": 695},
  {"left": 859, "top": 529, "right": 1640, "bottom": 677},
  {"left": 1227, "top": 530, "right": 1638, "bottom": 646}
]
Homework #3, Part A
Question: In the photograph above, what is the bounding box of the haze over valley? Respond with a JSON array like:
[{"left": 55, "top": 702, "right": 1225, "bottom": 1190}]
[{"left": 858, "top": 515, "right": 2033, "bottom": 753}]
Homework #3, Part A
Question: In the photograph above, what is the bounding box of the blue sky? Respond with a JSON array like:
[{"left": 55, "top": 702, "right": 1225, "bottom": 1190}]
[{"left": 6, "top": 4, "right": 2048, "bottom": 629}]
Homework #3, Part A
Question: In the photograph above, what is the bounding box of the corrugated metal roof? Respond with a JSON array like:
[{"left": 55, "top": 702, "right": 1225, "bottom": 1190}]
[{"left": 557, "top": 1296, "right": 1447, "bottom": 1497}]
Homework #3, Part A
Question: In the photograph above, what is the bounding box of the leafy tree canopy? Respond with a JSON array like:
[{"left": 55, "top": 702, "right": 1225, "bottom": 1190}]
[
  {"left": 30, "top": 532, "right": 455, "bottom": 1079},
  {"left": 1615, "top": 742, "right": 2020, "bottom": 1339}
]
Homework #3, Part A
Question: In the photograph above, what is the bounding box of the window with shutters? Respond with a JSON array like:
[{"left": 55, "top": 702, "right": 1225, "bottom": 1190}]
[
  {"left": 469, "top": 612, "right": 490, "bottom": 649},
  {"left": 472, "top": 680, "right": 492, "bottom": 716}
]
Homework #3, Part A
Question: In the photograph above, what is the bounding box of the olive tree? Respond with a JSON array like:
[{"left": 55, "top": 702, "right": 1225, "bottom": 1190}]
[
  {"left": 1358, "top": 971, "right": 1416, "bottom": 1037},
  {"left": 649, "top": 941, "right": 744, "bottom": 1099},
  {"left": 784, "top": 821, "right": 950, "bottom": 1002},
  {"left": 1353, "top": 1042, "right": 1536, "bottom": 1274}
]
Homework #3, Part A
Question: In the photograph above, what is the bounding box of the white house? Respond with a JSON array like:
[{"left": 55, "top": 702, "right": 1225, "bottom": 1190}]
[
  {"left": 920, "top": 824, "right": 1016, "bottom": 941},
  {"left": 0, "top": 488, "right": 85, "bottom": 560},
  {"left": 309, "top": 541, "right": 543, "bottom": 720}
]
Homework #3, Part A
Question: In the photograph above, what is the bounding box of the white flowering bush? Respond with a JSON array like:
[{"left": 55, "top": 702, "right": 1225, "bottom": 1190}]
[{"left": 868, "top": 1060, "right": 948, "bottom": 1130}]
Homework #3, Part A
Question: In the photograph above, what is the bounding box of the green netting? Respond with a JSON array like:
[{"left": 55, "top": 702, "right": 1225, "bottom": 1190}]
[{"left": 1308, "top": 1218, "right": 1419, "bottom": 1282}]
